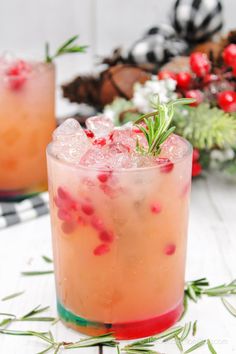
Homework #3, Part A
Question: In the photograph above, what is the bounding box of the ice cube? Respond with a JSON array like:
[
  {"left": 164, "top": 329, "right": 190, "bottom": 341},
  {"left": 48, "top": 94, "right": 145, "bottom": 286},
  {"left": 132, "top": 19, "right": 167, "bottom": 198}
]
[
  {"left": 86, "top": 115, "right": 114, "bottom": 138},
  {"left": 51, "top": 118, "right": 90, "bottom": 163},
  {"left": 160, "top": 134, "right": 187, "bottom": 161},
  {"left": 80, "top": 147, "right": 110, "bottom": 168}
]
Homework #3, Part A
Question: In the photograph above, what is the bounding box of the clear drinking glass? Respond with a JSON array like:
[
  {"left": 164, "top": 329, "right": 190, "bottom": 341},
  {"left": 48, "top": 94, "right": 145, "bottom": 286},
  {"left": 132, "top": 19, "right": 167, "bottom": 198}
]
[
  {"left": 0, "top": 58, "right": 55, "bottom": 200},
  {"left": 47, "top": 137, "right": 192, "bottom": 340}
]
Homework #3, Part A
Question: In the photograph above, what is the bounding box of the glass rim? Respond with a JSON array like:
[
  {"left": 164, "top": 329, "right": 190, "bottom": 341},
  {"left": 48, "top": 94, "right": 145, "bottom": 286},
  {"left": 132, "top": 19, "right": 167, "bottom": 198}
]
[{"left": 46, "top": 135, "right": 193, "bottom": 173}]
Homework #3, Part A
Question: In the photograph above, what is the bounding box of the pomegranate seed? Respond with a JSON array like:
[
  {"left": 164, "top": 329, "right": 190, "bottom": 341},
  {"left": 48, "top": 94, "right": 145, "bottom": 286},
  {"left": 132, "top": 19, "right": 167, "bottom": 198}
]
[
  {"left": 84, "top": 129, "right": 94, "bottom": 138},
  {"left": 132, "top": 127, "right": 142, "bottom": 133},
  {"left": 176, "top": 72, "right": 191, "bottom": 89},
  {"left": 8, "top": 75, "right": 26, "bottom": 90},
  {"left": 217, "top": 91, "right": 236, "bottom": 113},
  {"left": 192, "top": 161, "right": 202, "bottom": 177},
  {"left": 156, "top": 158, "right": 174, "bottom": 174},
  {"left": 6, "top": 60, "right": 31, "bottom": 91},
  {"left": 58, "top": 209, "right": 73, "bottom": 222},
  {"left": 93, "top": 137, "right": 106, "bottom": 146},
  {"left": 185, "top": 90, "right": 203, "bottom": 106},
  {"left": 165, "top": 244, "right": 176, "bottom": 256},
  {"left": 190, "top": 52, "right": 211, "bottom": 77},
  {"left": 57, "top": 187, "right": 69, "bottom": 200},
  {"left": 61, "top": 222, "right": 76, "bottom": 234},
  {"left": 223, "top": 44, "right": 236, "bottom": 66},
  {"left": 54, "top": 195, "right": 64, "bottom": 208},
  {"left": 158, "top": 70, "right": 176, "bottom": 80},
  {"left": 192, "top": 148, "right": 200, "bottom": 162},
  {"left": 150, "top": 202, "right": 162, "bottom": 214},
  {"left": 97, "top": 171, "right": 112, "bottom": 183},
  {"left": 99, "top": 230, "right": 114, "bottom": 243},
  {"left": 91, "top": 216, "right": 104, "bottom": 231},
  {"left": 81, "top": 202, "right": 94, "bottom": 215},
  {"left": 93, "top": 243, "right": 110, "bottom": 256}
]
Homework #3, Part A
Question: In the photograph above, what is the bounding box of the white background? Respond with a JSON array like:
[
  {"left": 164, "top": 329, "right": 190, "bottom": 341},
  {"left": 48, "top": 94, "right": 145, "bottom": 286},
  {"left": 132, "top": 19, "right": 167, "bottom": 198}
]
[{"left": 0, "top": 0, "right": 236, "bottom": 84}]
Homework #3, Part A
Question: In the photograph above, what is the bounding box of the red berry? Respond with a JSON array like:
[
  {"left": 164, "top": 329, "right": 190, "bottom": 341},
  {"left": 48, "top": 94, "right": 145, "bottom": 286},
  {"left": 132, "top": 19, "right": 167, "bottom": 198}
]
[
  {"left": 203, "top": 74, "right": 219, "bottom": 84},
  {"left": 192, "top": 148, "right": 200, "bottom": 162},
  {"left": 156, "top": 158, "right": 174, "bottom": 173},
  {"left": 97, "top": 171, "right": 112, "bottom": 183},
  {"left": 190, "top": 52, "right": 211, "bottom": 77},
  {"left": 192, "top": 161, "right": 202, "bottom": 177},
  {"left": 223, "top": 44, "right": 236, "bottom": 66},
  {"left": 218, "top": 91, "right": 236, "bottom": 113},
  {"left": 165, "top": 244, "right": 176, "bottom": 256},
  {"left": 84, "top": 129, "right": 94, "bottom": 138},
  {"left": 93, "top": 137, "right": 106, "bottom": 146},
  {"left": 158, "top": 70, "right": 176, "bottom": 80},
  {"left": 176, "top": 72, "right": 191, "bottom": 89},
  {"left": 81, "top": 202, "right": 94, "bottom": 215},
  {"left": 150, "top": 202, "right": 162, "bottom": 214},
  {"left": 93, "top": 243, "right": 110, "bottom": 256},
  {"left": 185, "top": 90, "right": 203, "bottom": 106},
  {"left": 99, "top": 230, "right": 114, "bottom": 243}
]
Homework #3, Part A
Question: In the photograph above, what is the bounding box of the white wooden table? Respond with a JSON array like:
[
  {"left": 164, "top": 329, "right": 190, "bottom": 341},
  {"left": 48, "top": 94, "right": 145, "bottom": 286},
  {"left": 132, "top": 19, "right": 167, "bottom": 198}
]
[{"left": 0, "top": 173, "right": 236, "bottom": 353}]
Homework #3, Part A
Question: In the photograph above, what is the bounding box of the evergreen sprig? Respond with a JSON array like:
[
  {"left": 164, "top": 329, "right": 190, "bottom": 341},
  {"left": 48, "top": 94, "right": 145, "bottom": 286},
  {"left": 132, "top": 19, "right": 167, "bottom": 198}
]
[
  {"left": 45, "top": 35, "right": 87, "bottom": 63},
  {"left": 135, "top": 96, "right": 195, "bottom": 156},
  {"left": 173, "top": 104, "right": 236, "bottom": 150}
]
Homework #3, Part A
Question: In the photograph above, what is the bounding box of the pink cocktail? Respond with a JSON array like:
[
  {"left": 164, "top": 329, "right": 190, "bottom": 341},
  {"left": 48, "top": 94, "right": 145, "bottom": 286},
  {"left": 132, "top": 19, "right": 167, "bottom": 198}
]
[
  {"left": 47, "top": 115, "right": 192, "bottom": 339},
  {"left": 0, "top": 56, "right": 55, "bottom": 200}
]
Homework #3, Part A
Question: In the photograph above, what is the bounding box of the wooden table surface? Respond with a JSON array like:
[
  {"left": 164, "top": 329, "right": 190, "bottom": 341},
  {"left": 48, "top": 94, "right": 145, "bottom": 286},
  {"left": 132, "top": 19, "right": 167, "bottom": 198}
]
[{"left": 0, "top": 173, "right": 236, "bottom": 353}]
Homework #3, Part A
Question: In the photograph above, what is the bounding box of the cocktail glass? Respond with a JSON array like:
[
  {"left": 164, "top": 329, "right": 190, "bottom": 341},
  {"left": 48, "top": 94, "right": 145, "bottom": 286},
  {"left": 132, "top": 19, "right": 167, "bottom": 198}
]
[
  {"left": 0, "top": 56, "right": 55, "bottom": 200},
  {"left": 47, "top": 122, "right": 192, "bottom": 340}
]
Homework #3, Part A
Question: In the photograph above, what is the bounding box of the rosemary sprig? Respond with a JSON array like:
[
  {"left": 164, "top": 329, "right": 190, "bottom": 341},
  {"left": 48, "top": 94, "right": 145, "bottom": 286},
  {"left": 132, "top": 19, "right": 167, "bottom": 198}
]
[
  {"left": 1, "top": 291, "right": 24, "bottom": 302},
  {"left": 221, "top": 297, "right": 236, "bottom": 317},
  {"left": 135, "top": 96, "right": 195, "bottom": 156},
  {"left": 42, "top": 255, "right": 53, "bottom": 264},
  {"left": 0, "top": 305, "right": 55, "bottom": 328},
  {"left": 21, "top": 270, "right": 54, "bottom": 276},
  {"left": 45, "top": 35, "right": 87, "bottom": 63},
  {"left": 185, "top": 278, "right": 236, "bottom": 303}
]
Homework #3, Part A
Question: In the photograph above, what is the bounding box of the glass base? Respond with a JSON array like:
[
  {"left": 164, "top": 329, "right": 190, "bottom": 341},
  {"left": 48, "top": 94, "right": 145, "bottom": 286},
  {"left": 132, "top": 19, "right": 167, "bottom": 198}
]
[{"left": 57, "top": 300, "right": 183, "bottom": 340}]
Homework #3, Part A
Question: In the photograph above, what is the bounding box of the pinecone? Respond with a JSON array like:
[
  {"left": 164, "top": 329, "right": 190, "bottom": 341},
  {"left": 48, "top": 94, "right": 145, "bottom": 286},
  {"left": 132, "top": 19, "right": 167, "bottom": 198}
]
[{"left": 62, "top": 64, "right": 151, "bottom": 110}]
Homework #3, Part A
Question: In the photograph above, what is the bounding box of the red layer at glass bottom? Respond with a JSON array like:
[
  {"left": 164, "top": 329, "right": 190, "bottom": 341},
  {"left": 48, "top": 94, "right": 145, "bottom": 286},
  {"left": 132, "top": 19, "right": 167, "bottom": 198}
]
[{"left": 59, "top": 300, "right": 183, "bottom": 340}]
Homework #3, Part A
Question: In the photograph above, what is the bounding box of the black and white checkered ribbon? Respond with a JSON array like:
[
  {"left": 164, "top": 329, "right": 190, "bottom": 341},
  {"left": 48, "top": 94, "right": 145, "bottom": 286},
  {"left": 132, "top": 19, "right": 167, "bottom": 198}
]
[{"left": 0, "top": 192, "right": 49, "bottom": 229}]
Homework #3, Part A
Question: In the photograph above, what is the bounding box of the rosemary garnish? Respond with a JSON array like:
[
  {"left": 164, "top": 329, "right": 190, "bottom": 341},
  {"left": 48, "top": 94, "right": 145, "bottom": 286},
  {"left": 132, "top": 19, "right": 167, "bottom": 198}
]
[
  {"left": 135, "top": 96, "right": 195, "bottom": 156},
  {"left": 1, "top": 290, "right": 24, "bottom": 302},
  {"left": 42, "top": 255, "right": 53, "bottom": 264},
  {"left": 45, "top": 35, "right": 87, "bottom": 63},
  {"left": 0, "top": 305, "right": 55, "bottom": 328},
  {"left": 21, "top": 270, "right": 54, "bottom": 276},
  {"left": 221, "top": 297, "right": 236, "bottom": 317}
]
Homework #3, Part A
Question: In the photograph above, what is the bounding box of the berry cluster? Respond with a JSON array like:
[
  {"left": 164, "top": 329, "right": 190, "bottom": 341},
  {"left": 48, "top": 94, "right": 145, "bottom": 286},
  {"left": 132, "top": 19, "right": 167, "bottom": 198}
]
[{"left": 158, "top": 45, "right": 236, "bottom": 113}]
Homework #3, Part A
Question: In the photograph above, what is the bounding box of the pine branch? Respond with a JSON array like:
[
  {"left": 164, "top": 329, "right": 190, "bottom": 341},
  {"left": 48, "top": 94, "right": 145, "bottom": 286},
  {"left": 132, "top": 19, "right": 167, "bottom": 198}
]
[{"left": 173, "top": 104, "right": 236, "bottom": 150}]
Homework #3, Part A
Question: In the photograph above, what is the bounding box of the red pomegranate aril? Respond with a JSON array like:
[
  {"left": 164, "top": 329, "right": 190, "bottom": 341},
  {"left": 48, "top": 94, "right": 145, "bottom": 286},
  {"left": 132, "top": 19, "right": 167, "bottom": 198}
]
[
  {"left": 91, "top": 216, "right": 104, "bottom": 231},
  {"left": 223, "top": 44, "right": 236, "bottom": 66},
  {"left": 158, "top": 70, "right": 176, "bottom": 80},
  {"left": 192, "top": 161, "right": 202, "bottom": 177},
  {"left": 97, "top": 172, "right": 112, "bottom": 183},
  {"left": 190, "top": 52, "right": 211, "bottom": 77},
  {"left": 81, "top": 202, "right": 94, "bottom": 215},
  {"left": 217, "top": 91, "right": 236, "bottom": 112},
  {"left": 176, "top": 72, "right": 191, "bottom": 89},
  {"left": 58, "top": 209, "right": 73, "bottom": 222},
  {"left": 8, "top": 75, "right": 26, "bottom": 90},
  {"left": 156, "top": 158, "right": 174, "bottom": 174},
  {"left": 93, "top": 243, "right": 110, "bottom": 256},
  {"left": 99, "top": 230, "right": 114, "bottom": 243},
  {"left": 84, "top": 129, "right": 94, "bottom": 138},
  {"left": 57, "top": 187, "right": 70, "bottom": 200},
  {"left": 185, "top": 90, "right": 203, "bottom": 106},
  {"left": 165, "top": 244, "right": 176, "bottom": 256},
  {"left": 132, "top": 127, "right": 142, "bottom": 133},
  {"left": 93, "top": 137, "right": 106, "bottom": 146},
  {"left": 61, "top": 222, "right": 76, "bottom": 234},
  {"left": 150, "top": 202, "right": 162, "bottom": 214}
]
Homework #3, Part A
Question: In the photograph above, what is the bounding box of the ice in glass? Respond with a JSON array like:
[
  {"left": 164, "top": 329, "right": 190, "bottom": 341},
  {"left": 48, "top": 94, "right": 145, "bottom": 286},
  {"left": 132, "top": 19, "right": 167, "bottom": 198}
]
[
  {"left": 0, "top": 55, "right": 55, "bottom": 199},
  {"left": 47, "top": 115, "right": 192, "bottom": 339}
]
